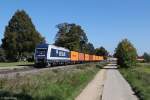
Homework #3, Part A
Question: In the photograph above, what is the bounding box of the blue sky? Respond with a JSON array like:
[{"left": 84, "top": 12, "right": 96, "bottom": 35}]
[{"left": 0, "top": 0, "right": 150, "bottom": 55}]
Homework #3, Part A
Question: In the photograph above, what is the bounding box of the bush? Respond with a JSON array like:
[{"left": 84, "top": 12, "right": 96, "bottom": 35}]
[
  {"left": 143, "top": 52, "right": 150, "bottom": 62},
  {"left": 27, "top": 56, "right": 34, "bottom": 62},
  {"left": 0, "top": 56, "right": 7, "bottom": 62},
  {"left": 96, "top": 64, "right": 102, "bottom": 69}
]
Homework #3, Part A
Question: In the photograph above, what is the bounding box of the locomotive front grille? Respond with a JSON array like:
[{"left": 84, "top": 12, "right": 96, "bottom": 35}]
[{"left": 37, "top": 58, "right": 46, "bottom": 63}]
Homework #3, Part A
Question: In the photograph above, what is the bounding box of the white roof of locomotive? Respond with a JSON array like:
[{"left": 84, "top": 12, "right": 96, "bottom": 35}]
[{"left": 48, "top": 44, "right": 70, "bottom": 52}]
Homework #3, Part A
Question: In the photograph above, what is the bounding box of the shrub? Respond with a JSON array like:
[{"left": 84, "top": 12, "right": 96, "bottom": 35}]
[
  {"left": 143, "top": 52, "right": 150, "bottom": 62},
  {"left": 96, "top": 64, "right": 103, "bottom": 69}
]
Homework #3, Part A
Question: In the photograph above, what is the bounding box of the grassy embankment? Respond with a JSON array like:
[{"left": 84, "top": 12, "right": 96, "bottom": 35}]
[
  {"left": 0, "top": 62, "right": 106, "bottom": 100},
  {"left": 120, "top": 63, "right": 150, "bottom": 100}
]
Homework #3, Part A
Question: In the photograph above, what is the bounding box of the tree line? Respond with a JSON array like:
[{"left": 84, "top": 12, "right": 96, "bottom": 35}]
[
  {"left": 0, "top": 10, "right": 108, "bottom": 62},
  {"left": 54, "top": 23, "right": 108, "bottom": 56}
]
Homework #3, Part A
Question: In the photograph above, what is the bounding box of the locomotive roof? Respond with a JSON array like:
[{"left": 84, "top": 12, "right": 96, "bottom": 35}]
[{"left": 36, "top": 43, "right": 70, "bottom": 51}]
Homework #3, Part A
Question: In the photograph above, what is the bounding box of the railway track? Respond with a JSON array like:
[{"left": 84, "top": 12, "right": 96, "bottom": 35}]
[{"left": 0, "top": 64, "right": 82, "bottom": 78}]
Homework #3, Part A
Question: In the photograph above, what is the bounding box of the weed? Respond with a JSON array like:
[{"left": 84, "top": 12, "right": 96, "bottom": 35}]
[
  {"left": 0, "top": 63, "right": 106, "bottom": 100},
  {"left": 120, "top": 63, "right": 150, "bottom": 100}
]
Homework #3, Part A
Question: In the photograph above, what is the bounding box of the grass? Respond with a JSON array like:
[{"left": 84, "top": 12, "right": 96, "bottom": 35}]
[
  {"left": 0, "top": 62, "right": 105, "bottom": 100},
  {"left": 0, "top": 61, "right": 34, "bottom": 67},
  {"left": 120, "top": 63, "right": 150, "bottom": 100}
]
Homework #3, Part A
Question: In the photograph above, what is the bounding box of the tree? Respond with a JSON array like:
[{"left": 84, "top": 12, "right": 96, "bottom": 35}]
[
  {"left": 84, "top": 42, "right": 95, "bottom": 54},
  {"left": 1, "top": 10, "right": 45, "bottom": 61},
  {"left": 0, "top": 46, "right": 6, "bottom": 62},
  {"left": 95, "top": 46, "right": 108, "bottom": 59},
  {"left": 143, "top": 52, "right": 150, "bottom": 62},
  {"left": 114, "top": 39, "right": 137, "bottom": 68},
  {"left": 54, "top": 23, "right": 88, "bottom": 52}
]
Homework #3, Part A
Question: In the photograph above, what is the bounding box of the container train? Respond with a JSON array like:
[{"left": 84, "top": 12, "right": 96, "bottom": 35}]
[{"left": 34, "top": 43, "right": 104, "bottom": 67}]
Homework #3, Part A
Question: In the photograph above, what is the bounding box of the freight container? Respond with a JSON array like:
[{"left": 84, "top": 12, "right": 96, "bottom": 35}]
[
  {"left": 99, "top": 56, "right": 104, "bottom": 61},
  {"left": 95, "top": 56, "right": 99, "bottom": 61},
  {"left": 93, "top": 55, "right": 96, "bottom": 61},
  {"left": 89, "top": 55, "right": 94, "bottom": 61},
  {"left": 70, "top": 51, "right": 79, "bottom": 61},
  {"left": 79, "top": 53, "right": 85, "bottom": 61},
  {"left": 98, "top": 56, "right": 100, "bottom": 61},
  {"left": 85, "top": 54, "right": 89, "bottom": 61}
]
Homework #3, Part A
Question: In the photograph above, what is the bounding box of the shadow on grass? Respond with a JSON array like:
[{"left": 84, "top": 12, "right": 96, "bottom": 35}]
[
  {"left": 40, "top": 96, "right": 62, "bottom": 100},
  {"left": 17, "top": 64, "right": 44, "bottom": 69},
  {"left": 0, "top": 91, "right": 63, "bottom": 100},
  {"left": 17, "top": 64, "right": 34, "bottom": 67},
  {"left": 0, "top": 90, "right": 33, "bottom": 100}
]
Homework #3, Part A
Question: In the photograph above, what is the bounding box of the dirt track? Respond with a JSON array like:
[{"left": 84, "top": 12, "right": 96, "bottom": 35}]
[
  {"left": 75, "top": 69, "right": 106, "bottom": 100},
  {"left": 76, "top": 64, "right": 138, "bottom": 100}
]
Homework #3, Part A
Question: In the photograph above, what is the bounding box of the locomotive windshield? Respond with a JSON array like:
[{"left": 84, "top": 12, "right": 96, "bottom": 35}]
[{"left": 36, "top": 48, "right": 47, "bottom": 56}]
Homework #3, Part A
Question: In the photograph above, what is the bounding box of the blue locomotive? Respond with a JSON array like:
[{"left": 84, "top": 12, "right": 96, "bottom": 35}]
[{"left": 34, "top": 43, "right": 70, "bottom": 66}]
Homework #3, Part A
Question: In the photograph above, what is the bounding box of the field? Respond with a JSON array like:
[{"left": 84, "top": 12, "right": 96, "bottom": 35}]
[
  {"left": 0, "top": 62, "right": 106, "bottom": 100},
  {"left": 0, "top": 62, "right": 34, "bottom": 67},
  {"left": 120, "top": 63, "right": 150, "bottom": 100}
]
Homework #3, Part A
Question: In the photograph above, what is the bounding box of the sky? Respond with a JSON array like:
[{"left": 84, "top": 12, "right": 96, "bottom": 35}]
[{"left": 0, "top": 0, "right": 150, "bottom": 55}]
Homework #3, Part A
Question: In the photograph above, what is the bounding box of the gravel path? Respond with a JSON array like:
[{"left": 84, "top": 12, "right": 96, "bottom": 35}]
[
  {"left": 75, "top": 69, "right": 106, "bottom": 100},
  {"left": 76, "top": 64, "right": 138, "bottom": 100},
  {"left": 102, "top": 65, "right": 138, "bottom": 100}
]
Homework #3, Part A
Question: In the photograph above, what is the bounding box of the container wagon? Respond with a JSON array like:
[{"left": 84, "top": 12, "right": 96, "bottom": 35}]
[
  {"left": 93, "top": 55, "right": 96, "bottom": 61},
  {"left": 89, "top": 55, "right": 94, "bottom": 62},
  {"left": 99, "top": 56, "right": 104, "bottom": 61},
  {"left": 85, "top": 54, "right": 89, "bottom": 62},
  {"left": 70, "top": 51, "right": 79, "bottom": 64},
  {"left": 95, "top": 56, "right": 99, "bottom": 61},
  {"left": 78, "top": 53, "right": 85, "bottom": 63}
]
